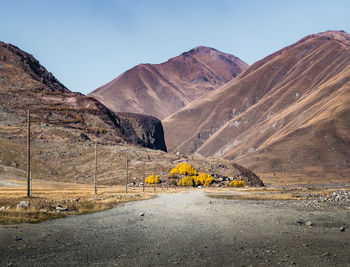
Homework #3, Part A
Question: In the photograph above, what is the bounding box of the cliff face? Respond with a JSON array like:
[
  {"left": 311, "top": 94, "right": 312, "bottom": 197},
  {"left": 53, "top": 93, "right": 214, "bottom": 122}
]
[
  {"left": 89, "top": 46, "right": 248, "bottom": 120},
  {"left": 0, "top": 41, "right": 166, "bottom": 151}
]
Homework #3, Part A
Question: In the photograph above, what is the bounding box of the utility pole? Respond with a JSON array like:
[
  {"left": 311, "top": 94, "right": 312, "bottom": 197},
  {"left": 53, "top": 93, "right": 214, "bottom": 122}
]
[
  {"left": 154, "top": 164, "right": 156, "bottom": 192},
  {"left": 143, "top": 161, "right": 145, "bottom": 193},
  {"left": 94, "top": 139, "right": 97, "bottom": 196},
  {"left": 125, "top": 152, "right": 129, "bottom": 193},
  {"left": 27, "top": 110, "right": 31, "bottom": 197}
]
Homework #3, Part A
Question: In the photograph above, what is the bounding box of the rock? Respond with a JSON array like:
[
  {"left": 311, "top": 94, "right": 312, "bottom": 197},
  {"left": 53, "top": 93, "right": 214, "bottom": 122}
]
[
  {"left": 321, "top": 252, "right": 330, "bottom": 257},
  {"left": 140, "top": 213, "right": 145, "bottom": 217},
  {"left": 15, "top": 236, "right": 22, "bottom": 241},
  {"left": 305, "top": 221, "right": 313, "bottom": 227},
  {"left": 16, "top": 200, "right": 30, "bottom": 209},
  {"left": 80, "top": 133, "right": 90, "bottom": 140},
  {"left": 56, "top": 206, "right": 68, "bottom": 212},
  {"left": 39, "top": 209, "right": 48, "bottom": 213},
  {"left": 0, "top": 206, "right": 5, "bottom": 211},
  {"left": 339, "top": 226, "right": 345, "bottom": 232}
]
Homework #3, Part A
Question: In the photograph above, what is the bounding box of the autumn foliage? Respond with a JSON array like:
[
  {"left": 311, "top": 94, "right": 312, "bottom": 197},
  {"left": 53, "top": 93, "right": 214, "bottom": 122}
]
[
  {"left": 171, "top": 163, "right": 198, "bottom": 176},
  {"left": 229, "top": 180, "right": 245, "bottom": 187},
  {"left": 145, "top": 174, "right": 159, "bottom": 184}
]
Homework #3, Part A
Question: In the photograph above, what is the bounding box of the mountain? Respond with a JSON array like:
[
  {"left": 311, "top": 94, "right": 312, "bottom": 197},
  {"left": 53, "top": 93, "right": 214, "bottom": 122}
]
[
  {"left": 89, "top": 46, "right": 248, "bottom": 120},
  {"left": 163, "top": 30, "right": 350, "bottom": 182},
  {"left": 0, "top": 41, "right": 166, "bottom": 151}
]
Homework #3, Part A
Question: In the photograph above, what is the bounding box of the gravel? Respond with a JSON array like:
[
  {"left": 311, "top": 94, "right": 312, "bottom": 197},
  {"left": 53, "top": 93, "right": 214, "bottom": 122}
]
[{"left": 0, "top": 191, "right": 349, "bottom": 266}]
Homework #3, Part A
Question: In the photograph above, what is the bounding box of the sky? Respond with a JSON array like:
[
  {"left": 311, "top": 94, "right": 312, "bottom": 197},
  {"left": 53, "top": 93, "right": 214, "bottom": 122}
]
[{"left": 1, "top": 0, "right": 350, "bottom": 94}]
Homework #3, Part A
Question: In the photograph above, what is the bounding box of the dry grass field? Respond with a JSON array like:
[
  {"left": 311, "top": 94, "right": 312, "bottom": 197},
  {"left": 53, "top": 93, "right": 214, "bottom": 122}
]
[
  {"left": 206, "top": 186, "right": 350, "bottom": 201},
  {"left": 0, "top": 178, "right": 185, "bottom": 224},
  {"left": 2, "top": 175, "right": 349, "bottom": 225}
]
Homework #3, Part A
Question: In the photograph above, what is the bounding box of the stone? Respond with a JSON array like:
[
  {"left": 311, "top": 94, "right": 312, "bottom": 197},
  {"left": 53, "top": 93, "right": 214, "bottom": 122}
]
[
  {"left": 56, "top": 206, "right": 68, "bottom": 212},
  {"left": 140, "top": 213, "right": 145, "bottom": 217},
  {"left": 339, "top": 226, "right": 345, "bottom": 232},
  {"left": 16, "top": 200, "right": 30, "bottom": 209},
  {"left": 39, "top": 209, "right": 48, "bottom": 213},
  {"left": 321, "top": 252, "right": 330, "bottom": 257},
  {"left": 305, "top": 221, "right": 313, "bottom": 227},
  {"left": 0, "top": 206, "right": 5, "bottom": 211}
]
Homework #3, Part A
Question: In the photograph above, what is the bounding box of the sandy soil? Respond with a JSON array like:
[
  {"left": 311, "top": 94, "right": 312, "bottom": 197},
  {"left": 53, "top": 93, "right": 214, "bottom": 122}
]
[{"left": 1, "top": 191, "right": 349, "bottom": 266}]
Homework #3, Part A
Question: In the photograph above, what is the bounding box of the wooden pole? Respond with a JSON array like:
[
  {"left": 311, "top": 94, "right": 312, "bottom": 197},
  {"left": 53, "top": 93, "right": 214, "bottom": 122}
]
[
  {"left": 94, "top": 140, "right": 97, "bottom": 195},
  {"left": 125, "top": 152, "right": 128, "bottom": 193},
  {"left": 27, "top": 110, "right": 31, "bottom": 197},
  {"left": 154, "top": 165, "right": 156, "bottom": 192},
  {"left": 143, "top": 161, "right": 145, "bottom": 193}
]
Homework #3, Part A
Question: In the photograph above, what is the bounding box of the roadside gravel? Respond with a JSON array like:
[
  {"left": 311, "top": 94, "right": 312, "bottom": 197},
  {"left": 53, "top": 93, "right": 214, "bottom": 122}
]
[{"left": 1, "top": 191, "right": 349, "bottom": 266}]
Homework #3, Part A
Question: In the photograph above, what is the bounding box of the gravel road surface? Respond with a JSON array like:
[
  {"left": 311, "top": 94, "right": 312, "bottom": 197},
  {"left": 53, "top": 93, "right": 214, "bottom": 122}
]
[{"left": 1, "top": 191, "right": 350, "bottom": 266}]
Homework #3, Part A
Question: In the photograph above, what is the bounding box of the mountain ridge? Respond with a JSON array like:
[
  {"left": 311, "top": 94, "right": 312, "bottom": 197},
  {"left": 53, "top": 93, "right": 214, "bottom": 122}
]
[
  {"left": 163, "top": 30, "right": 350, "bottom": 181},
  {"left": 89, "top": 46, "right": 248, "bottom": 120},
  {"left": 0, "top": 40, "right": 167, "bottom": 151}
]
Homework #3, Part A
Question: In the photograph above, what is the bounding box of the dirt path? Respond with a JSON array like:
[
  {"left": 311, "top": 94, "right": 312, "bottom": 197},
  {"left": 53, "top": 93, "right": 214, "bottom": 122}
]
[{"left": 1, "top": 191, "right": 349, "bottom": 266}]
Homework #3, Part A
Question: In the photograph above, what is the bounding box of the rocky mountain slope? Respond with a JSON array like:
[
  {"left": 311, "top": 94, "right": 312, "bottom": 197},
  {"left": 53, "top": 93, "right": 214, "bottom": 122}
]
[
  {"left": 163, "top": 31, "right": 350, "bottom": 182},
  {"left": 0, "top": 41, "right": 166, "bottom": 151},
  {"left": 0, "top": 41, "right": 263, "bottom": 185},
  {"left": 89, "top": 46, "right": 248, "bottom": 120}
]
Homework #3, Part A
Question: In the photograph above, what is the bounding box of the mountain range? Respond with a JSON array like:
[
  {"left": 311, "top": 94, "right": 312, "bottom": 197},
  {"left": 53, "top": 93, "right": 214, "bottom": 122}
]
[{"left": 1, "top": 30, "right": 349, "bottom": 184}]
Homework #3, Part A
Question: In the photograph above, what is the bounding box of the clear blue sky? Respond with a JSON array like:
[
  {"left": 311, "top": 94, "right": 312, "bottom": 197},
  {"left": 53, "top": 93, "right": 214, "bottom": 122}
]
[{"left": 1, "top": 0, "right": 349, "bottom": 94}]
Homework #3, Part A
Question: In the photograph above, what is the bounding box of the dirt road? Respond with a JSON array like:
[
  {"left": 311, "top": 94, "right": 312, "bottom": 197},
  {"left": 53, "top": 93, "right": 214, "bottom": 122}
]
[{"left": 1, "top": 191, "right": 349, "bottom": 266}]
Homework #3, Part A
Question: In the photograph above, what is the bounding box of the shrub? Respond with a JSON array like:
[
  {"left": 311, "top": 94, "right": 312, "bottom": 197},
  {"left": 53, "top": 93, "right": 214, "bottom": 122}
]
[
  {"left": 229, "top": 180, "right": 246, "bottom": 187},
  {"left": 193, "top": 173, "right": 213, "bottom": 187},
  {"left": 177, "top": 176, "right": 194, "bottom": 187},
  {"left": 170, "top": 163, "right": 198, "bottom": 176},
  {"left": 145, "top": 175, "right": 159, "bottom": 184}
]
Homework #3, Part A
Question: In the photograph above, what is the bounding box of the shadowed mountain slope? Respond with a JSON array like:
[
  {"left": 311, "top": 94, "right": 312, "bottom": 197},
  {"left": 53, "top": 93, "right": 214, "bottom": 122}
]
[
  {"left": 89, "top": 46, "right": 248, "bottom": 120},
  {"left": 0, "top": 41, "right": 166, "bottom": 151},
  {"left": 163, "top": 31, "right": 350, "bottom": 181}
]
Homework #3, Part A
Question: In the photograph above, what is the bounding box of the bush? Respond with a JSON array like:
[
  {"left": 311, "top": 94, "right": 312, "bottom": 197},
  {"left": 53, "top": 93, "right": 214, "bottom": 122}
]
[
  {"left": 177, "top": 173, "right": 213, "bottom": 187},
  {"left": 193, "top": 173, "right": 213, "bottom": 187},
  {"left": 170, "top": 163, "right": 198, "bottom": 176},
  {"left": 145, "top": 175, "right": 159, "bottom": 184},
  {"left": 229, "top": 180, "right": 246, "bottom": 187},
  {"left": 177, "top": 176, "right": 194, "bottom": 187}
]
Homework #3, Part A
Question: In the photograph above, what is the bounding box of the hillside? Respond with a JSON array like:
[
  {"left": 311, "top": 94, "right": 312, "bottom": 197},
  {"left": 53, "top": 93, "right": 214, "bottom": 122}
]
[
  {"left": 163, "top": 30, "right": 350, "bottom": 182},
  {"left": 0, "top": 41, "right": 263, "bottom": 186},
  {"left": 0, "top": 41, "right": 166, "bottom": 151},
  {"left": 89, "top": 46, "right": 248, "bottom": 120}
]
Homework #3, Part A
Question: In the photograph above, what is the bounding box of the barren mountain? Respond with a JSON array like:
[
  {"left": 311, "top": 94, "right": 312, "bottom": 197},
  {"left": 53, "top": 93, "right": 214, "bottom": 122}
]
[
  {"left": 163, "top": 31, "right": 350, "bottom": 182},
  {"left": 89, "top": 46, "right": 248, "bottom": 120},
  {"left": 0, "top": 41, "right": 166, "bottom": 151},
  {"left": 0, "top": 41, "right": 264, "bottom": 185}
]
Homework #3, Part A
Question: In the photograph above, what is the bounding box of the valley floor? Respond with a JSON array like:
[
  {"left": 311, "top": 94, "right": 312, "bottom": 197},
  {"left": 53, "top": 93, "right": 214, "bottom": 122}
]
[{"left": 1, "top": 190, "right": 350, "bottom": 266}]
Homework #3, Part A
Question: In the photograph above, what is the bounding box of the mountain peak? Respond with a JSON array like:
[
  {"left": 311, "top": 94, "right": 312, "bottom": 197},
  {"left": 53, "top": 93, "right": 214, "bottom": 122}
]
[
  {"left": 90, "top": 47, "right": 248, "bottom": 120},
  {"left": 306, "top": 30, "right": 350, "bottom": 45}
]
